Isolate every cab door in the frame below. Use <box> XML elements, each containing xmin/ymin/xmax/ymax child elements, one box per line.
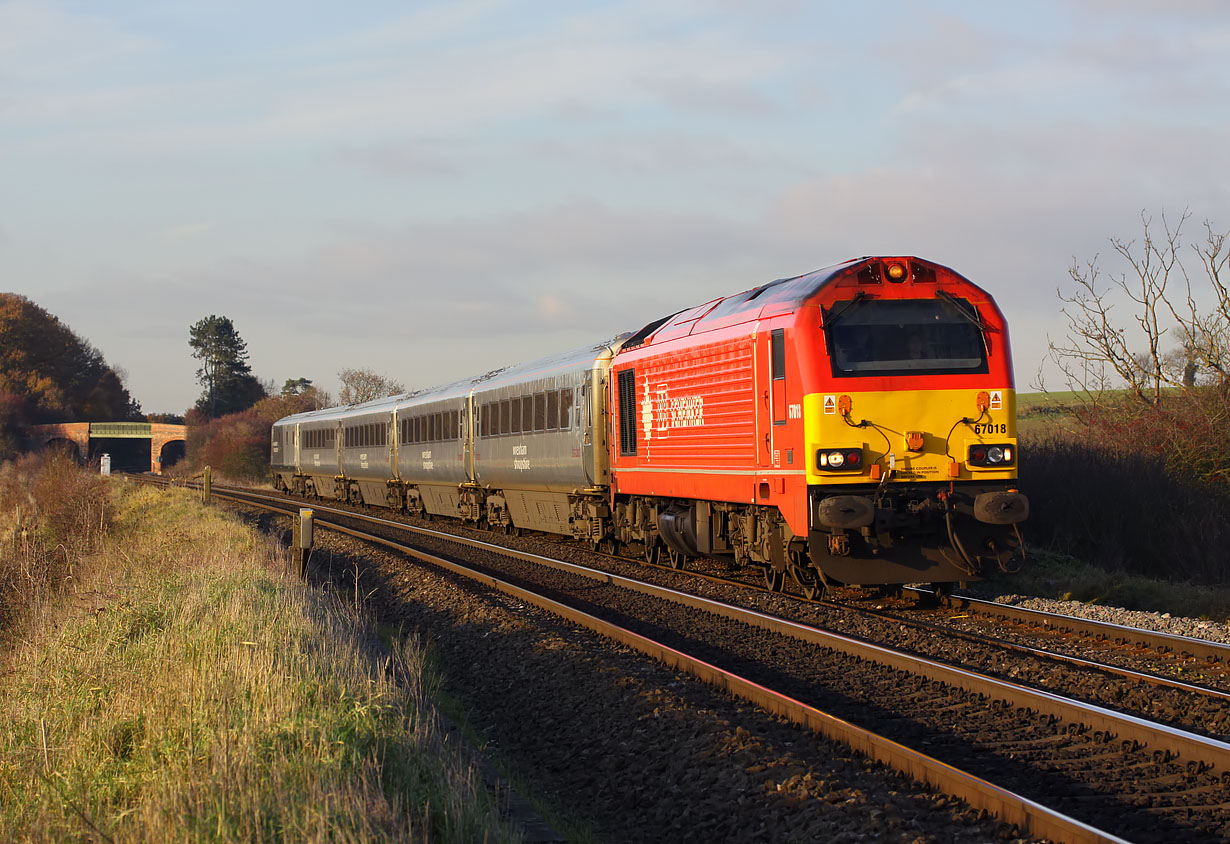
<box><xmin>756</xmin><ymin>326</ymin><xmax>789</xmax><ymax>469</ymax></box>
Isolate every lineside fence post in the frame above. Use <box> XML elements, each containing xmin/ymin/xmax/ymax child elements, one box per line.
<box><xmin>296</xmin><ymin>508</ymin><xmax>314</xmax><ymax>578</ymax></box>
<box><xmin>202</xmin><ymin>466</ymin><xmax>212</xmax><ymax>505</ymax></box>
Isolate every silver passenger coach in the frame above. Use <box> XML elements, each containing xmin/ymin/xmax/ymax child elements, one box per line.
<box><xmin>270</xmin><ymin>338</ymin><xmax>624</xmax><ymax>541</ymax></box>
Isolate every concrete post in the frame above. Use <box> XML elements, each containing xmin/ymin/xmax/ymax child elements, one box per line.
<box><xmin>296</xmin><ymin>508</ymin><xmax>314</xmax><ymax>577</ymax></box>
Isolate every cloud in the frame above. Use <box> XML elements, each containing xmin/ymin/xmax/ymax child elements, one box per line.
<box><xmin>336</xmin><ymin>140</ymin><xmax>464</xmax><ymax>179</ymax></box>
<box><xmin>161</xmin><ymin>222</ymin><xmax>214</xmax><ymax>241</ymax></box>
<box><xmin>0</xmin><ymin>1</ymin><xmax>154</xmax><ymax>79</ymax></box>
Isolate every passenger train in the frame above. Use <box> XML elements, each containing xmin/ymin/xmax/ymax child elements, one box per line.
<box><xmin>271</xmin><ymin>256</ymin><xmax>1028</xmax><ymax>596</ymax></box>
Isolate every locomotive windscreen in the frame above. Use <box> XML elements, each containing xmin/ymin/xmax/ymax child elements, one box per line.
<box><xmin>825</xmin><ymin>297</ymin><xmax>988</xmax><ymax>376</ymax></box>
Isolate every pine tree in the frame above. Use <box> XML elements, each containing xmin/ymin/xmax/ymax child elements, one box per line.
<box><xmin>188</xmin><ymin>315</ymin><xmax>267</xmax><ymax>418</ymax></box>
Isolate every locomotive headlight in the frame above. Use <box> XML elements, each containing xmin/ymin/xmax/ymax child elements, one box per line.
<box><xmin>816</xmin><ymin>448</ymin><xmax>864</xmax><ymax>472</ymax></box>
<box><xmin>967</xmin><ymin>443</ymin><xmax>1016</xmax><ymax>467</ymax></box>
<box><xmin>886</xmin><ymin>262</ymin><xmax>906</xmax><ymax>282</ymax></box>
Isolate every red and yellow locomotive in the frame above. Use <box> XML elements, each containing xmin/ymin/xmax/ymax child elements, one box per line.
<box><xmin>606</xmin><ymin>256</ymin><xmax>1027</xmax><ymax>596</ymax></box>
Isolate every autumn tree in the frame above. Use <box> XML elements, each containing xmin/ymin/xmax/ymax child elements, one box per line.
<box><xmin>0</xmin><ymin>293</ymin><xmax>142</xmax><ymax>431</ymax></box>
<box><xmin>337</xmin><ymin>368</ymin><xmax>405</xmax><ymax>405</ymax></box>
<box><xmin>188</xmin><ymin>315</ymin><xmax>267</xmax><ymax>418</ymax></box>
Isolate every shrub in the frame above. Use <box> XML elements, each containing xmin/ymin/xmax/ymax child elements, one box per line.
<box><xmin>185</xmin><ymin>389</ymin><xmax>326</xmax><ymax>483</ymax></box>
<box><xmin>1019</xmin><ymin>431</ymin><xmax>1230</xmax><ymax>585</ymax></box>
<box><xmin>0</xmin><ymin>452</ymin><xmax>112</xmax><ymax>633</ymax></box>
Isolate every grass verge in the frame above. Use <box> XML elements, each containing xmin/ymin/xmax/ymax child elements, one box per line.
<box><xmin>984</xmin><ymin>546</ymin><xmax>1230</xmax><ymax>622</ymax></box>
<box><xmin>0</xmin><ymin>480</ymin><xmax>518</xmax><ymax>844</ymax></box>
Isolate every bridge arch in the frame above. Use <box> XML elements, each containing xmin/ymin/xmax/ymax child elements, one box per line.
<box><xmin>43</xmin><ymin>437</ymin><xmax>84</xmax><ymax>462</ymax></box>
<box><xmin>26</xmin><ymin>422</ymin><xmax>189</xmax><ymax>474</ymax></box>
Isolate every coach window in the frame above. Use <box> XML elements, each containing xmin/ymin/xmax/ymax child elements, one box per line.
<box><xmin>509</xmin><ymin>397</ymin><xmax>521</xmax><ymax>434</ymax></box>
<box><xmin>547</xmin><ymin>390</ymin><xmax>559</xmax><ymax>430</ymax></box>
<box><xmin>561</xmin><ymin>387</ymin><xmax>574</xmax><ymax>430</ymax></box>
<box><xmin>534</xmin><ymin>393</ymin><xmax>547</xmax><ymax>432</ymax></box>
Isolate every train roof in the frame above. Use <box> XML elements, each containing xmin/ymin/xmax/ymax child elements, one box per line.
<box><xmin>272</xmin><ymin>336</ymin><xmax>626</xmax><ymax>427</ymax></box>
<box><xmin>468</xmin><ymin>336</ymin><xmax>627</xmax><ymax>391</ymax></box>
<box><xmin>619</xmin><ymin>256</ymin><xmax>977</xmax><ymax>351</ymax></box>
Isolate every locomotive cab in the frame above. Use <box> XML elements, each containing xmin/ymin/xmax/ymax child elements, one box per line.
<box><xmin>802</xmin><ymin>258</ymin><xmax>1027</xmax><ymax>588</ymax></box>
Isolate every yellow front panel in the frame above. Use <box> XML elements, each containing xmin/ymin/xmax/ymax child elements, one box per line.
<box><xmin>803</xmin><ymin>388</ymin><xmax>1018</xmax><ymax>485</ymax></box>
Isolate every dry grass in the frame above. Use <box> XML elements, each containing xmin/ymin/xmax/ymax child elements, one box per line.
<box><xmin>0</xmin><ymin>452</ymin><xmax>112</xmax><ymax>633</ymax></box>
<box><xmin>0</xmin><ymin>478</ymin><xmax>517</xmax><ymax>843</ymax></box>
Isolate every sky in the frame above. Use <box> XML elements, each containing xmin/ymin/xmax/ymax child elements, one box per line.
<box><xmin>2</xmin><ymin>0</ymin><xmax>1228</xmax><ymax>414</ymax></box>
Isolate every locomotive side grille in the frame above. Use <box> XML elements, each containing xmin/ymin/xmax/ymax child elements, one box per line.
<box><xmin>617</xmin><ymin>368</ymin><xmax>637</xmax><ymax>456</ymax></box>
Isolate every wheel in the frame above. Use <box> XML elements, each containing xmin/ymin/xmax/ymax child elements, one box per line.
<box><xmin>665</xmin><ymin>546</ymin><xmax>686</xmax><ymax>570</ymax></box>
<box><xmin>644</xmin><ymin>537</ymin><xmax>661</xmax><ymax>565</ymax></box>
<box><xmin>764</xmin><ymin>566</ymin><xmax>785</xmax><ymax>592</ymax></box>
<box><xmin>792</xmin><ymin>568</ymin><xmax>824</xmax><ymax>600</ymax></box>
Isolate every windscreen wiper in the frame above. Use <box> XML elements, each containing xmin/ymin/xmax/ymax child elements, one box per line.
<box><xmin>820</xmin><ymin>291</ymin><xmax>867</xmax><ymax>327</ymax></box>
<box><xmin>935</xmin><ymin>290</ymin><xmax>998</xmax><ymax>333</ymax></box>
<box><xmin>935</xmin><ymin>289</ymin><xmax>997</xmax><ymax>356</ymax></box>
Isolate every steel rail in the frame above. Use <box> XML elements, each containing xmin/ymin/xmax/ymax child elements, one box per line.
<box><xmin>629</xmin><ymin>552</ymin><xmax>1230</xmax><ymax>701</ymax></box>
<box><xmin>181</xmin><ymin>481</ymin><xmax>1129</xmax><ymax>844</ymax></box>
<box><xmin>909</xmin><ymin>587</ymin><xmax>1230</xmax><ymax>665</ymax></box>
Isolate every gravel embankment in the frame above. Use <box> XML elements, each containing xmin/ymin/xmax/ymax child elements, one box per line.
<box><xmin>303</xmin><ymin>528</ymin><xmax>1037</xmax><ymax>844</ymax></box>
<box><xmin>984</xmin><ymin>592</ymin><xmax>1230</xmax><ymax>644</ymax></box>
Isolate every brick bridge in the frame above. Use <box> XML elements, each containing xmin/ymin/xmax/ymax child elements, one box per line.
<box><xmin>28</xmin><ymin>422</ymin><xmax>188</xmax><ymax>474</ymax></box>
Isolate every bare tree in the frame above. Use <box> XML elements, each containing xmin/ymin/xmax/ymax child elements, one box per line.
<box><xmin>1043</xmin><ymin>209</ymin><xmax>1230</xmax><ymax>406</ymax></box>
<box><xmin>337</xmin><ymin>368</ymin><xmax>406</xmax><ymax>405</ymax></box>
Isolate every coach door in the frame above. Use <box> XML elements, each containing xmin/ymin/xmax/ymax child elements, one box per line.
<box><xmin>464</xmin><ymin>396</ymin><xmax>475</xmax><ymax>483</ymax></box>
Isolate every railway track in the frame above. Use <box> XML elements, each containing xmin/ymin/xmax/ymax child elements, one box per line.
<box><xmin>623</xmin><ymin>551</ymin><xmax>1230</xmax><ymax>711</ymax></box>
<box><xmin>139</xmin><ymin>475</ymin><xmax>1230</xmax><ymax>842</ymax></box>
